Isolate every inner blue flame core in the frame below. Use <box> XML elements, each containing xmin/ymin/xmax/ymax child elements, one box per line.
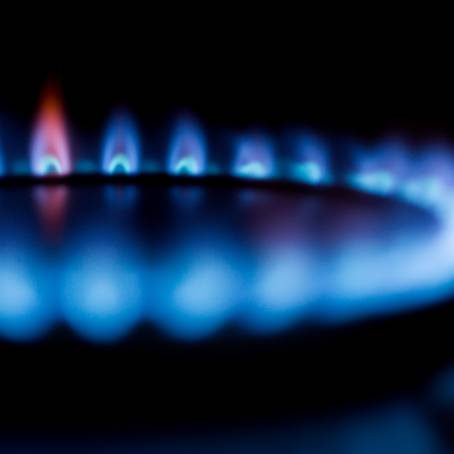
<box><xmin>233</xmin><ymin>135</ymin><xmax>275</xmax><ymax>179</ymax></box>
<box><xmin>168</xmin><ymin>119</ymin><xmax>207</xmax><ymax>176</ymax></box>
<box><xmin>290</xmin><ymin>133</ymin><xmax>330</xmax><ymax>185</ymax></box>
<box><xmin>348</xmin><ymin>170</ymin><xmax>396</xmax><ymax>196</ymax></box>
<box><xmin>102</xmin><ymin>114</ymin><xmax>140</xmax><ymax>175</ymax></box>
<box><xmin>39</xmin><ymin>155</ymin><xmax>63</xmax><ymax>176</ymax></box>
<box><xmin>346</xmin><ymin>140</ymin><xmax>409</xmax><ymax>196</ymax></box>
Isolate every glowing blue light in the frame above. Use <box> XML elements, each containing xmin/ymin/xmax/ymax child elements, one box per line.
<box><xmin>39</xmin><ymin>155</ymin><xmax>63</xmax><ymax>175</ymax></box>
<box><xmin>5</xmin><ymin>127</ymin><xmax>454</xmax><ymax>343</ymax></box>
<box><xmin>0</xmin><ymin>139</ymin><xmax>4</xmax><ymax>176</ymax></box>
<box><xmin>75</xmin><ymin>159</ymin><xmax>97</xmax><ymax>174</ymax></box>
<box><xmin>293</xmin><ymin>161</ymin><xmax>324</xmax><ymax>184</ymax></box>
<box><xmin>0</xmin><ymin>255</ymin><xmax>52</xmax><ymax>341</ymax></box>
<box><xmin>237</xmin><ymin>161</ymin><xmax>269</xmax><ymax>178</ymax></box>
<box><xmin>246</xmin><ymin>250</ymin><xmax>313</xmax><ymax>332</ymax></box>
<box><xmin>63</xmin><ymin>246</ymin><xmax>142</xmax><ymax>342</ymax></box>
<box><xmin>107</xmin><ymin>154</ymin><xmax>132</xmax><ymax>174</ymax></box>
<box><xmin>291</xmin><ymin>133</ymin><xmax>330</xmax><ymax>184</ymax></box>
<box><xmin>168</xmin><ymin>118</ymin><xmax>207</xmax><ymax>176</ymax></box>
<box><xmin>348</xmin><ymin>170</ymin><xmax>396</xmax><ymax>196</ymax></box>
<box><xmin>233</xmin><ymin>135</ymin><xmax>274</xmax><ymax>179</ymax></box>
<box><xmin>158</xmin><ymin>256</ymin><xmax>239</xmax><ymax>340</ymax></box>
<box><xmin>102</xmin><ymin>113</ymin><xmax>140</xmax><ymax>175</ymax></box>
<box><xmin>401</xmin><ymin>177</ymin><xmax>443</xmax><ymax>207</ymax></box>
<box><xmin>397</xmin><ymin>146</ymin><xmax>454</xmax><ymax>210</ymax></box>
<box><xmin>347</xmin><ymin>139</ymin><xmax>409</xmax><ymax>196</ymax></box>
<box><xmin>321</xmin><ymin>222</ymin><xmax>454</xmax><ymax>323</ymax></box>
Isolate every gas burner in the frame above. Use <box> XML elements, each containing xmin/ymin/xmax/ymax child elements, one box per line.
<box><xmin>0</xmin><ymin>85</ymin><xmax>453</xmax><ymax>343</ymax></box>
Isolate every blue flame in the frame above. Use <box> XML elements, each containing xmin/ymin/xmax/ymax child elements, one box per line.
<box><xmin>290</xmin><ymin>133</ymin><xmax>330</xmax><ymax>184</ymax></box>
<box><xmin>349</xmin><ymin>170</ymin><xmax>396</xmax><ymax>195</ymax></box>
<box><xmin>7</xmin><ymin>115</ymin><xmax>454</xmax><ymax>342</ymax></box>
<box><xmin>0</xmin><ymin>136</ymin><xmax>4</xmax><ymax>176</ymax></box>
<box><xmin>399</xmin><ymin>144</ymin><xmax>454</xmax><ymax>210</ymax></box>
<box><xmin>401</xmin><ymin>177</ymin><xmax>442</xmax><ymax>207</ymax></box>
<box><xmin>246</xmin><ymin>249</ymin><xmax>313</xmax><ymax>332</ymax></box>
<box><xmin>40</xmin><ymin>155</ymin><xmax>63</xmax><ymax>175</ymax></box>
<box><xmin>102</xmin><ymin>113</ymin><xmax>140</xmax><ymax>175</ymax></box>
<box><xmin>155</xmin><ymin>252</ymin><xmax>240</xmax><ymax>340</ymax></box>
<box><xmin>168</xmin><ymin>118</ymin><xmax>207</xmax><ymax>176</ymax></box>
<box><xmin>347</xmin><ymin>140</ymin><xmax>408</xmax><ymax>196</ymax></box>
<box><xmin>233</xmin><ymin>135</ymin><xmax>275</xmax><ymax>179</ymax></box>
<box><xmin>0</xmin><ymin>251</ymin><xmax>53</xmax><ymax>341</ymax></box>
<box><xmin>63</xmin><ymin>243</ymin><xmax>142</xmax><ymax>342</ymax></box>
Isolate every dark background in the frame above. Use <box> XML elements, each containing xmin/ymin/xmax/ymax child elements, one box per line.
<box><xmin>1</xmin><ymin>13</ymin><xmax>453</xmax><ymax>140</ymax></box>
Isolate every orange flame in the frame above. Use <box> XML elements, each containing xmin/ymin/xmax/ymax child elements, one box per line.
<box><xmin>31</xmin><ymin>83</ymin><xmax>72</xmax><ymax>175</ymax></box>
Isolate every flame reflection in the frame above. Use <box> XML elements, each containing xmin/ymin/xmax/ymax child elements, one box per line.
<box><xmin>34</xmin><ymin>186</ymin><xmax>69</xmax><ymax>241</ymax></box>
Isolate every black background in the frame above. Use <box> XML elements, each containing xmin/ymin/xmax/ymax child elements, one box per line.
<box><xmin>1</xmin><ymin>12</ymin><xmax>453</xmax><ymax>140</ymax></box>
